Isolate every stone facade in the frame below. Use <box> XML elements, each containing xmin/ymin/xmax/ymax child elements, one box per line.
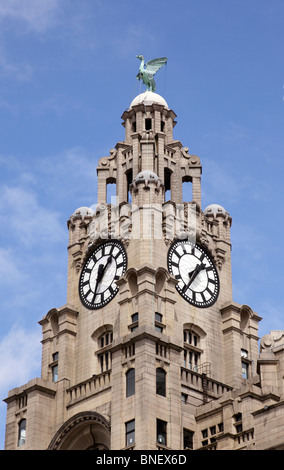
<box><xmin>4</xmin><ymin>91</ymin><xmax>284</xmax><ymax>450</ymax></box>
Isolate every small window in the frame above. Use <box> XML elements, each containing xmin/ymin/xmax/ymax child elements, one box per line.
<box><xmin>157</xmin><ymin>419</ymin><xmax>167</xmax><ymax>446</ymax></box>
<box><xmin>210</xmin><ymin>425</ymin><xmax>216</xmax><ymax>435</ymax></box>
<box><xmin>155</xmin><ymin>312</ymin><xmax>162</xmax><ymax>323</ymax></box>
<box><xmin>241</xmin><ymin>349</ymin><xmax>249</xmax><ymax>379</ymax></box>
<box><xmin>51</xmin><ymin>352</ymin><xmax>58</xmax><ymax>382</ymax></box>
<box><xmin>242</xmin><ymin>361</ymin><xmax>249</xmax><ymax>379</ymax></box>
<box><xmin>125</xmin><ymin>420</ymin><xmax>135</xmax><ymax>447</ymax></box>
<box><xmin>145</xmin><ymin>118</ymin><xmax>152</xmax><ymax>130</ymax></box>
<box><xmin>155</xmin><ymin>325</ymin><xmax>163</xmax><ymax>333</ymax></box>
<box><xmin>126</xmin><ymin>368</ymin><xmax>135</xmax><ymax>397</ymax></box>
<box><xmin>130</xmin><ymin>313</ymin><xmax>138</xmax><ymax>332</ymax></box>
<box><xmin>132</xmin><ymin>313</ymin><xmax>138</xmax><ymax>323</ymax></box>
<box><xmin>181</xmin><ymin>393</ymin><xmax>188</xmax><ymax>404</ymax></box>
<box><xmin>18</xmin><ymin>419</ymin><xmax>26</xmax><ymax>447</ymax></box>
<box><xmin>183</xmin><ymin>429</ymin><xmax>193</xmax><ymax>449</ymax></box>
<box><xmin>52</xmin><ymin>364</ymin><xmax>58</xmax><ymax>382</ymax></box>
<box><xmin>156</xmin><ymin>368</ymin><xmax>166</xmax><ymax>397</ymax></box>
<box><xmin>155</xmin><ymin>313</ymin><xmax>163</xmax><ymax>333</ymax></box>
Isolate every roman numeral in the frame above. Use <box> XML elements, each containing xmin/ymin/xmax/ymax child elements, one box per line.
<box><xmin>171</xmin><ymin>261</ymin><xmax>179</xmax><ymax>268</ymax></box>
<box><xmin>113</xmin><ymin>250</ymin><xmax>121</xmax><ymax>259</ymax></box>
<box><xmin>173</xmin><ymin>249</ymin><xmax>182</xmax><ymax>258</ymax></box>
<box><xmin>85</xmin><ymin>289</ymin><xmax>92</xmax><ymax>298</ymax></box>
<box><xmin>206</xmin><ymin>287</ymin><xmax>214</xmax><ymax>296</ymax></box>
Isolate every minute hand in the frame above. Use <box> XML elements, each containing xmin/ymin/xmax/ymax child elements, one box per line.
<box><xmin>182</xmin><ymin>262</ymin><xmax>206</xmax><ymax>292</ymax></box>
<box><xmin>93</xmin><ymin>256</ymin><xmax>112</xmax><ymax>299</ymax></box>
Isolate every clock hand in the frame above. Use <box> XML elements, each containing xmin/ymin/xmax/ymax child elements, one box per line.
<box><xmin>182</xmin><ymin>262</ymin><xmax>206</xmax><ymax>292</ymax></box>
<box><xmin>93</xmin><ymin>256</ymin><xmax>112</xmax><ymax>299</ymax></box>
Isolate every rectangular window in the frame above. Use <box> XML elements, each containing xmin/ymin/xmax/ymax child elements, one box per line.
<box><xmin>52</xmin><ymin>352</ymin><xmax>59</xmax><ymax>361</ymax></box>
<box><xmin>125</xmin><ymin>420</ymin><xmax>135</xmax><ymax>447</ymax></box>
<box><xmin>155</xmin><ymin>312</ymin><xmax>162</xmax><ymax>322</ymax></box>
<box><xmin>52</xmin><ymin>364</ymin><xmax>58</xmax><ymax>382</ymax></box>
<box><xmin>183</xmin><ymin>429</ymin><xmax>193</xmax><ymax>449</ymax></box>
<box><xmin>132</xmin><ymin>313</ymin><xmax>138</xmax><ymax>323</ymax></box>
<box><xmin>157</xmin><ymin>419</ymin><xmax>167</xmax><ymax>446</ymax></box>
<box><xmin>242</xmin><ymin>361</ymin><xmax>249</xmax><ymax>379</ymax></box>
<box><xmin>145</xmin><ymin>118</ymin><xmax>152</xmax><ymax>130</ymax></box>
<box><xmin>51</xmin><ymin>352</ymin><xmax>58</xmax><ymax>382</ymax></box>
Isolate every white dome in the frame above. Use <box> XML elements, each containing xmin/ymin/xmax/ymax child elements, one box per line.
<box><xmin>71</xmin><ymin>206</ymin><xmax>95</xmax><ymax>218</ymax></box>
<box><xmin>203</xmin><ymin>204</ymin><xmax>229</xmax><ymax>216</ymax></box>
<box><xmin>134</xmin><ymin>170</ymin><xmax>159</xmax><ymax>181</ymax></box>
<box><xmin>130</xmin><ymin>91</ymin><xmax>168</xmax><ymax>109</ymax></box>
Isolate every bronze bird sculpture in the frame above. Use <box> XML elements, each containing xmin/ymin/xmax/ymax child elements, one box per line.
<box><xmin>136</xmin><ymin>55</ymin><xmax>167</xmax><ymax>92</ymax></box>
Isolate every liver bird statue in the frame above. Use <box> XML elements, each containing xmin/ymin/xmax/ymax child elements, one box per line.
<box><xmin>136</xmin><ymin>55</ymin><xmax>167</xmax><ymax>92</ymax></box>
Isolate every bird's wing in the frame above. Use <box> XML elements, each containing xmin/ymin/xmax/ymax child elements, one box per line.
<box><xmin>145</xmin><ymin>57</ymin><xmax>167</xmax><ymax>77</ymax></box>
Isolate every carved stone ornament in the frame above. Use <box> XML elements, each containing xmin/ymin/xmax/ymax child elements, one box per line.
<box><xmin>97</xmin><ymin>148</ymin><xmax>117</xmax><ymax>167</ymax></box>
<box><xmin>181</xmin><ymin>147</ymin><xmax>201</xmax><ymax>166</ymax></box>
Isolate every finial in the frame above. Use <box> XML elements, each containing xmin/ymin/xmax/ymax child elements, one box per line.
<box><xmin>136</xmin><ymin>54</ymin><xmax>167</xmax><ymax>92</ymax></box>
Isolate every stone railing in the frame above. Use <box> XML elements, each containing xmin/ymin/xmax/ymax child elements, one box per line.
<box><xmin>181</xmin><ymin>366</ymin><xmax>232</xmax><ymax>401</ymax></box>
<box><xmin>66</xmin><ymin>370</ymin><xmax>111</xmax><ymax>407</ymax></box>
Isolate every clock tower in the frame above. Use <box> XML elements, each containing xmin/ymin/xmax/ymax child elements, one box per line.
<box><xmin>4</xmin><ymin>74</ymin><xmax>284</xmax><ymax>451</ymax></box>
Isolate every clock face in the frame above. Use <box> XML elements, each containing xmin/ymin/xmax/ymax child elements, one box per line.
<box><xmin>79</xmin><ymin>240</ymin><xmax>127</xmax><ymax>309</ymax></box>
<box><xmin>167</xmin><ymin>240</ymin><xmax>219</xmax><ymax>308</ymax></box>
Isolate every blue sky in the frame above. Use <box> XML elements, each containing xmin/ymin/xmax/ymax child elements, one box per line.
<box><xmin>0</xmin><ymin>0</ymin><xmax>283</xmax><ymax>449</ymax></box>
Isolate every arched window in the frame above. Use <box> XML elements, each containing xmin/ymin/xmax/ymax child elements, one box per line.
<box><xmin>126</xmin><ymin>368</ymin><xmax>135</xmax><ymax>397</ymax></box>
<box><xmin>156</xmin><ymin>368</ymin><xmax>166</xmax><ymax>397</ymax></box>
<box><xmin>183</xmin><ymin>329</ymin><xmax>201</xmax><ymax>371</ymax></box>
<box><xmin>97</xmin><ymin>329</ymin><xmax>113</xmax><ymax>373</ymax></box>
<box><xmin>18</xmin><ymin>419</ymin><xmax>26</xmax><ymax>447</ymax></box>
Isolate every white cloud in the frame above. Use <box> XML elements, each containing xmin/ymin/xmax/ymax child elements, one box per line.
<box><xmin>0</xmin><ymin>324</ymin><xmax>41</xmax><ymax>394</ymax></box>
<box><xmin>0</xmin><ymin>247</ymin><xmax>27</xmax><ymax>286</ymax></box>
<box><xmin>0</xmin><ymin>0</ymin><xmax>62</xmax><ymax>33</ymax></box>
<box><xmin>0</xmin><ymin>324</ymin><xmax>41</xmax><ymax>449</ymax></box>
<box><xmin>0</xmin><ymin>186</ymin><xmax>65</xmax><ymax>247</ymax></box>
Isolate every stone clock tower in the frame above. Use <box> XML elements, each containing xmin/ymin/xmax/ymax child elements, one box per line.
<box><xmin>4</xmin><ymin>83</ymin><xmax>284</xmax><ymax>450</ymax></box>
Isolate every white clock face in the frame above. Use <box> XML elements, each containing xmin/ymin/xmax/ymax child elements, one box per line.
<box><xmin>79</xmin><ymin>240</ymin><xmax>127</xmax><ymax>309</ymax></box>
<box><xmin>168</xmin><ymin>240</ymin><xmax>219</xmax><ymax>308</ymax></box>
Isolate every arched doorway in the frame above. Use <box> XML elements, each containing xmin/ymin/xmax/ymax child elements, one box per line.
<box><xmin>48</xmin><ymin>411</ymin><xmax>110</xmax><ymax>450</ymax></box>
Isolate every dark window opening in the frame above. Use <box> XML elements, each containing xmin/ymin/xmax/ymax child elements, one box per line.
<box><xmin>126</xmin><ymin>368</ymin><xmax>135</xmax><ymax>397</ymax></box>
<box><xmin>125</xmin><ymin>420</ymin><xmax>135</xmax><ymax>447</ymax></box>
<box><xmin>132</xmin><ymin>121</ymin><xmax>136</xmax><ymax>132</ymax></box>
<box><xmin>157</xmin><ymin>419</ymin><xmax>167</xmax><ymax>446</ymax></box>
<box><xmin>164</xmin><ymin>168</ymin><xmax>171</xmax><ymax>201</ymax></box>
<box><xmin>126</xmin><ymin>169</ymin><xmax>133</xmax><ymax>203</ymax></box>
<box><xmin>183</xmin><ymin>429</ymin><xmax>194</xmax><ymax>449</ymax></box>
<box><xmin>156</xmin><ymin>368</ymin><xmax>166</xmax><ymax>397</ymax></box>
<box><xmin>145</xmin><ymin>118</ymin><xmax>152</xmax><ymax>130</ymax></box>
<box><xmin>161</xmin><ymin>120</ymin><xmax>165</xmax><ymax>132</ymax></box>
